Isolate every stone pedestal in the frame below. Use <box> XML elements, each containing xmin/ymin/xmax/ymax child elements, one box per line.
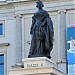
<box><xmin>22</xmin><ymin>57</ymin><xmax>57</xmax><ymax>68</ymax></box>
<box><xmin>9</xmin><ymin>57</ymin><xmax>67</xmax><ymax>75</ymax></box>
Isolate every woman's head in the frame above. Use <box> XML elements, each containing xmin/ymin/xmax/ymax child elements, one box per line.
<box><xmin>36</xmin><ymin>1</ymin><xmax>44</xmax><ymax>9</ymax></box>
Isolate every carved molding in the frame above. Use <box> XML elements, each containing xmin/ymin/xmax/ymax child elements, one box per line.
<box><xmin>9</xmin><ymin>67</ymin><xmax>66</xmax><ymax>75</ymax></box>
<box><xmin>0</xmin><ymin>43</ymin><xmax>10</xmax><ymax>47</ymax></box>
<box><xmin>14</xmin><ymin>14</ymin><xmax>22</xmax><ymax>18</ymax></box>
<box><xmin>58</xmin><ymin>10</ymin><xmax>66</xmax><ymax>14</ymax></box>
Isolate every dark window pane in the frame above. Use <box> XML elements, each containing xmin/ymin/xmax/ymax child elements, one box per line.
<box><xmin>0</xmin><ymin>64</ymin><xmax>4</xmax><ymax>75</ymax></box>
<box><xmin>0</xmin><ymin>55</ymin><xmax>4</xmax><ymax>63</ymax></box>
<box><xmin>0</xmin><ymin>55</ymin><xmax>4</xmax><ymax>75</ymax></box>
<box><xmin>67</xmin><ymin>43</ymin><xmax>70</xmax><ymax>50</ymax></box>
<box><xmin>0</xmin><ymin>23</ymin><xmax>3</xmax><ymax>35</ymax></box>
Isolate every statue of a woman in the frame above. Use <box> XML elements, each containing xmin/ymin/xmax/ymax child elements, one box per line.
<box><xmin>28</xmin><ymin>1</ymin><xmax>54</xmax><ymax>59</ymax></box>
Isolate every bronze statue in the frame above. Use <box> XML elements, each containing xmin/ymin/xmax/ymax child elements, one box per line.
<box><xmin>28</xmin><ymin>1</ymin><xmax>54</xmax><ymax>59</ymax></box>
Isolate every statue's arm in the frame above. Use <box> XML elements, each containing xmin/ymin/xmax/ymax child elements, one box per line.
<box><xmin>30</xmin><ymin>16</ymin><xmax>36</xmax><ymax>34</ymax></box>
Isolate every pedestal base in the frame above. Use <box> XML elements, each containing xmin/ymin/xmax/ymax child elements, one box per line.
<box><xmin>22</xmin><ymin>57</ymin><xmax>56</xmax><ymax>68</ymax></box>
<box><xmin>9</xmin><ymin>57</ymin><xmax>67</xmax><ymax>75</ymax></box>
<box><xmin>9</xmin><ymin>67</ymin><xmax>66</xmax><ymax>75</ymax></box>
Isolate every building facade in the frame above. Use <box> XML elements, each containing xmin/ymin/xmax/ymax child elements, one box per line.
<box><xmin>0</xmin><ymin>0</ymin><xmax>75</xmax><ymax>75</ymax></box>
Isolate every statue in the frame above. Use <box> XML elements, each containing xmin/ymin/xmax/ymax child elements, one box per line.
<box><xmin>28</xmin><ymin>0</ymin><xmax>54</xmax><ymax>59</ymax></box>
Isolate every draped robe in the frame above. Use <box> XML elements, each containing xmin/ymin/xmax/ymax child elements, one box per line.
<box><xmin>28</xmin><ymin>9</ymin><xmax>54</xmax><ymax>58</ymax></box>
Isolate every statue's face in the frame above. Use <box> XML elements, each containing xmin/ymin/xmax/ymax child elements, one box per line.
<box><xmin>36</xmin><ymin>1</ymin><xmax>44</xmax><ymax>9</ymax></box>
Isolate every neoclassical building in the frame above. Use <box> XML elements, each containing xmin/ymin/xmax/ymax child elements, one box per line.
<box><xmin>0</xmin><ymin>0</ymin><xmax>75</xmax><ymax>75</ymax></box>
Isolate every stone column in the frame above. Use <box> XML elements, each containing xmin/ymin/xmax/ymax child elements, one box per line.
<box><xmin>14</xmin><ymin>14</ymin><xmax>22</xmax><ymax>64</ymax></box>
<box><xmin>57</xmin><ymin>10</ymin><xmax>67</xmax><ymax>73</ymax></box>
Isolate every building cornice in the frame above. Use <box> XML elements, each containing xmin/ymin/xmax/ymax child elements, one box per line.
<box><xmin>0</xmin><ymin>0</ymin><xmax>74</xmax><ymax>6</ymax></box>
<box><xmin>0</xmin><ymin>0</ymin><xmax>36</xmax><ymax>6</ymax></box>
<box><xmin>0</xmin><ymin>0</ymin><xmax>75</xmax><ymax>16</ymax></box>
<box><xmin>0</xmin><ymin>43</ymin><xmax>10</xmax><ymax>47</ymax></box>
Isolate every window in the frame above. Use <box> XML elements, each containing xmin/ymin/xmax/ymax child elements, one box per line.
<box><xmin>0</xmin><ymin>54</ymin><xmax>4</xmax><ymax>75</ymax></box>
<box><xmin>0</xmin><ymin>21</ymin><xmax>4</xmax><ymax>36</ymax></box>
<box><xmin>0</xmin><ymin>23</ymin><xmax>3</xmax><ymax>35</ymax></box>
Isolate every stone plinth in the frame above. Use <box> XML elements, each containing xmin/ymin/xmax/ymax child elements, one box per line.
<box><xmin>9</xmin><ymin>67</ymin><xmax>66</xmax><ymax>75</ymax></box>
<box><xmin>22</xmin><ymin>57</ymin><xmax>57</xmax><ymax>68</ymax></box>
<box><xmin>9</xmin><ymin>57</ymin><xmax>67</xmax><ymax>75</ymax></box>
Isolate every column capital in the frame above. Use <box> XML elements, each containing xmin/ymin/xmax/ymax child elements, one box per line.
<box><xmin>14</xmin><ymin>14</ymin><xmax>22</xmax><ymax>18</ymax></box>
<box><xmin>58</xmin><ymin>10</ymin><xmax>66</xmax><ymax>14</ymax></box>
